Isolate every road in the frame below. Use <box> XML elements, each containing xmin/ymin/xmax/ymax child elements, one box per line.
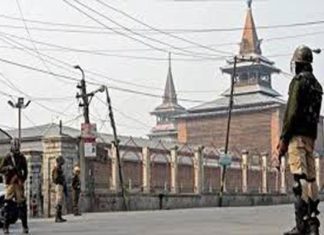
<box><xmin>7</xmin><ymin>204</ymin><xmax>324</xmax><ymax>235</ymax></box>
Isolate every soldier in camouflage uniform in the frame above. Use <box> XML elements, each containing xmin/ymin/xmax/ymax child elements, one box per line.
<box><xmin>277</xmin><ymin>45</ymin><xmax>322</xmax><ymax>235</ymax></box>
<box><xmin>0</xmin><ymin>138</ymin><xmax>29</xmax><ymax>234</ymax></box>
<box><xmin>72</xmin><ymin>165</ymin><xmax>81</xmax><ymax>216</ymax></box>
<box><xmin>52</xmin><ymin>156</ymin><xmax>67</xmax><ymax>223</ymax></box>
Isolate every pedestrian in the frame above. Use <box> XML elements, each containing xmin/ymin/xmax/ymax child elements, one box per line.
<box><xmin>0</xmin><ymin>138</ymin><xmax>29</xmax><ymax>234</ymax></box>
<box><xmin>276</xmin><ymin>45</ymin><xmax>322</xmax><ymax>235</ymax></box>
<box><xmin>72</xmin><ymin>165</ymin><xmax>81</xmax><ymax>216</ymax></box>
<box><xmin>52</xmin><ymin>155</ymin><xmax>67</xmax><ymax>223</ymax></box>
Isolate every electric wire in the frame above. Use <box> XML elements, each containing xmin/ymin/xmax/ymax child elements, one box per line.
<box><xmin>0</xmin><ymin>71</ymin><xmax>76</xmax><ymax>117</ymax></box>
<box><xmin>95</xmin><ymin>96</ymin><xmax>151</xmax><ymax>128</ymax></box>
<box><xmin>1</xmin><ymin>13</ymin><xmax>324</xmax><ymax>33</ymax></box>
<box><xmin>0</xmin><ymin>31</ymin><xmax>222</xmax><ymax>62</ymax></box>
<box><xmin>0</xmin><ymin>33</ymin><xmax>215</xmax><ymax>103</ymax></box>
<box><xmin>1</xmin><ymin>31</ymin><xmax>216</xmax><ymax>61</ymax></box>
<box><xmin>0</xmin><ymin>31</ymin><xmax>302</xmax><ymax>102</ymax></box>
<box><xmin>0</xmin><ymin>54</ymin><xmax>211</xmax><ymax>103</ymax></box>
<box><xmin>64</xmin><ymin>0</ymin><xmax>228</xmax><ymax>59</ymax></box>
<box><xmin>0</xmin><ymin>23</ymin><xmax>323</xmax><ymax>53</ymax></box>
<box><xmin>95</xmin><ymin>0</ymin><xmax>231</xmax><ymax>56</ymax></box>
<box><xmin>0</xmin><ymin>32</ymin><xmax>227</xmax><ymax>96</ymax></box>
<box><xmin>15</xmin><ymin>0</ymin><xmax>56</xmax><ymax>83</ymax></box>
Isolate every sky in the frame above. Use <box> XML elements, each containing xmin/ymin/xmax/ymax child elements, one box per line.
<box><xmin>0</xmin><ymin>0</ymin><xmax>323</xmax><ymax>138</ymax></box>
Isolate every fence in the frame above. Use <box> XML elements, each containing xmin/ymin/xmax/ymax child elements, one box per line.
<box><xmin>97</xmin><ymin>137</ymin><xmax>324</xmax><ymax>195</ymax></box>
<box><xmin>41</xmin><ymin>136</ymin><xmax>324</xmax><ymax>216</ymax></box>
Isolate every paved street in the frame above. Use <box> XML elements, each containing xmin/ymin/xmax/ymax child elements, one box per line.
<box><xmin>6</xmin><ymin>204</ymin><xmax>324</xmax><ymax>235</ymax></box>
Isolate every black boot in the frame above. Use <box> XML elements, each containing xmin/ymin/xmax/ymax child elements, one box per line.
<box><xmin>3</xmin><ymin>200</ymin><xmax>11</xmax><ymax>234</ymax></box>
<box><xmin>73</xmin><ymin>206</ymin><xmax>81</xmax><ymax>216</ymax></box>
<box><xmin>18</xmin><ymin>202</ymin><xmax>29</xmax><ymax>234</ymax></box>
<box><xmin>307</xmin><ymin>199</ymin><xmax>320</xmax><ymax>235</ymax></box>
<box><xmin>3</xmin><ymin>223</ymin><xmax>9</xmax><ymax>234</ymax></box>
<box><xmin>283</xmin><ymin>198</ymin><xmax>308</xmax><ymax>235</ymax></box>
<box><xmin>73</xmin><ymin>203</ymin><xmax>81</xmax><ymax>216</ymax></box>
<box><xmin>55</xmin><ymin>205</ymin><xmax>66</xmax><ymax>223</ymax></box>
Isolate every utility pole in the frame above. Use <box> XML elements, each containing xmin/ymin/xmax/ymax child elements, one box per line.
<box><xmin>75</xmin><ymin>65</ymin><xmax>90</xmax><ymax>124</ymax></box>
<box><xmin>8</xmin><ymin>97</ymin><xmax>31</xmax><ymax>142</ymax></box>
<box><xmin>219</xmin><ymin>56</ymin><xmax>237</xmax><ymax>207</ymax></box>
<box><xmin>104</xmin><ymin>86</ymin><xmax>128</xmax><ymax>211</ymax></box>
<box><xmin>75</xmin><ymin>65</ymin><xmax>104</xmax><ymax>212</ymax></box>
<box><xmin>75</xmin><ymin>65</ymin><xmax>104</xmax><ymax>122</ymax></box>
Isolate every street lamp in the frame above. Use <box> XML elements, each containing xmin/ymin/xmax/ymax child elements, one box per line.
<box><xmin>8</xmin><ymin>97</ymin><xmax>31</xmax><ymax>142</ymax></box>
<box><xmin>312</xmin><ymin>48</ymin><xmax>321</xmax><ymax>54</ymax></box>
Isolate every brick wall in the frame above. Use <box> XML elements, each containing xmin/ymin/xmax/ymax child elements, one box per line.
<box><xmin>39</xmin><ymin>135</ymin><xmax>324</xmax><ymax>216</ymax></box>
<box><xmin>203</xmin><ymin>166</ymin><xmax>221</xmax><ymax>192</ymax></box>
<box><xmin>226</xmin><ymin>168</ymin><xmax>242</xmax><ymax>193</ymax></box>
<box><xmin>177</xmin><ymin>109</ymin><xmax>274</xmax><ymax>154</ymax></box>
<box><xmin>267</xmin><ymin>171</ymin><xmax>278</xmax><ymax>193</ymax></box>
<box><xmin>247</xmin><ymin>169</ymin><xmax>262</xmax><ymax>193</ymax></box>
<box><xmin>150</xmin><ymin>162</ymin><xmax>170</xmax><ymax>192</ymax></box>
<box><xmin>178</xmin><ymin>165</ymin><xmax>194</xmax><ymax>193</ymax></box>
<box><xmin>123</xmin><ymin>161</ymin><xmax>142</xmax><ymax>189</ymax></box>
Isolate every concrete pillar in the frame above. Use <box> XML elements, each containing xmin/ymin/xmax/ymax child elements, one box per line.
<box><xmin>241</xmin><ymin>150</ymin><xmax>248</xmax><ymax>193</ymax></box>
<box><xmin>142</xmin><ymin>147</ymin><xmax>151</xmax><ymax>193</ymax></box>
<box><xmin>110</xmin><ymin>143</ymin><xmax>118</xmax><ymax>192</ymax></box>
<box><xmin>261</xmin><ymin>152</ymin><xmax>268</xmax><ymax>194</ymax></box>
<box><xmin>170</xmin><ymin>147</ymin><xmax>178</xmax><ymax>194</ymax></box>
<box><xmin>315</xmin><ymin>154</ymin><xmax>321</xmax><ymax>191</ymax></box>
<box><xmin>280</xmin><ymin>156</ymin><xmax>287</xmax><ymax>194</ymax></box>
<box><xmin>22</xmin><ymin>151</ymin><xmax>42</xmax><ymax>217</ymax></box>
<box><xmin>24</xmin><ymin>154</ymin><xmax>32</xmax><ymax>216</ymax></box>
<box><xmin>193</xmin><ymin>146</ymin><xmax>204</xmax><ymax>194</ymax></box>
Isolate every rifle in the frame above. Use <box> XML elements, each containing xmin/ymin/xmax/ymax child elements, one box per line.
<box><xmin>9</xmin><ymin>153</ymin><xmax>25</xmax><ymax>185</ymax></box>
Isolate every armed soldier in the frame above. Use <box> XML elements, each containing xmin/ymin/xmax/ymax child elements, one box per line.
<box><xmin>72</xmin><ymin>165</ymin><xmax>81</xmax><ymax>216</ymax></box>
<box><xmin>52</xmin><ymin>155</ymin><xmax>67</xmax><ymax>223</ymax></box>
<box><xmin>277</xmin><ymin>45</ymin><xmax>322</xmax><ymax>235</ymax></box>
<box><xmin>0</xmin><ymin>138</ymin><xmax>29</xmax><ymax>234</ymax></box>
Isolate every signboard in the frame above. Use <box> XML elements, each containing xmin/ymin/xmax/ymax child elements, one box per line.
<box><xmin>81</xmin><ymin>123</ymin><xmax>97</xmax><ymax>138</ymax></box>
<box><xmin>81</xmin><ymin>123</ymin><xmax>97</xmax><ymax>158</ymax></box>
<box><xmin>219</xmin><ymin>153</ymin><xmax>232</xmax><ymax>166</ymax></box>
<box><xmin>84</xmin><ymin>141</ymin><xmax>96</xmax><ymax>158</ymax></box>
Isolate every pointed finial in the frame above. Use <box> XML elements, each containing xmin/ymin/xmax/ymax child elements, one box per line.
<box><xmin>168</xmin><ymin>52</ymin><xmax>171</xmax><ymax>68</ymax></box>
<box><xmin>247</xmin><ymin>0</ymin><xmax>252</xmax><ymax>8</ymax></box>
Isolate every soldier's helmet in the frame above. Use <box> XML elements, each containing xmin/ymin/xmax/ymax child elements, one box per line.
<box><xmin>74</xmin><ymin>166</ymin><xmax>80</xmax><ymax>174</ymax></box>
<box><xmin>292</xmin><ymin>45</ymin><xmax>313</xmax><ymax>64</ymax></box>
<box><xmin>10</xmin><ymin>138</ymin><xmax>20</xmax><ymax>153</ymax></box>
<box><xmin>55</xmin><ymin>155</ymin><xmax>65</xmax><ymax>165</ymax></box>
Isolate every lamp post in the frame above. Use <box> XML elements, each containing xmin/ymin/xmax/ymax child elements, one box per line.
<box><xmin>8</xmin><ymin>97</ymin><xmax>31</xmax><ymax>142</ymax></box>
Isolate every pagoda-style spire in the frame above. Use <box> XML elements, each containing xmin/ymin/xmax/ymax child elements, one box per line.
<box><xmin>239</xmin><ymin>0</ymin><xmax>262</xmax><ymax>55</ymax></box>
<box><xmin>149</xmin><ymin>53</ymin><xmax>186</xmax><ymax>142</ymax></box>
<box><xmin>163</xmin><ymin>52</ymin><xmax>177</xmax><ymax>104</ymax></box>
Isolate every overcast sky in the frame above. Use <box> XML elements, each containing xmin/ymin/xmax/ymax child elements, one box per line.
<box><xmin>0</xmin><ymin>0</ymin><xmax>323</xmax><ymax>138</ymax></box>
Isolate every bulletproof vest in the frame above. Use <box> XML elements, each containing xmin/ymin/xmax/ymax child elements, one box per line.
<box><xmin>298</xmin><ymin>72</ymin><xmax>322</xmax><ymax>125</ymax></box>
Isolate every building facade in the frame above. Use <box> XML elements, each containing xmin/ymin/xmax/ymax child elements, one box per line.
<box><xmin>175</xmin><ymin>1</ymin><xmax>324</xmax><ymax>156</ymax></box>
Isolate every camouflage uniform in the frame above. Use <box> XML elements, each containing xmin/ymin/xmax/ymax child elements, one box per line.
<box><xmin>52</xmin><ymin>156</ymin><xmax>67</xmax><ymax>223</ymax></box>
<box><xmin>280</xmin><ymin>45</ymin><xmax>322</xmax><ymax>235</ymax></box>
<box><xmin>0</xmin><ymin>138</ymin><xmax>29</xmax><ymax>234</ymax></box>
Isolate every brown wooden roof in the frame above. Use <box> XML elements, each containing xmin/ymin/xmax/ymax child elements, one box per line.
<box><xmin>239</xmin><ymin>1</ymin><xmax>262</xmax><ymax>55</ymax></box>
